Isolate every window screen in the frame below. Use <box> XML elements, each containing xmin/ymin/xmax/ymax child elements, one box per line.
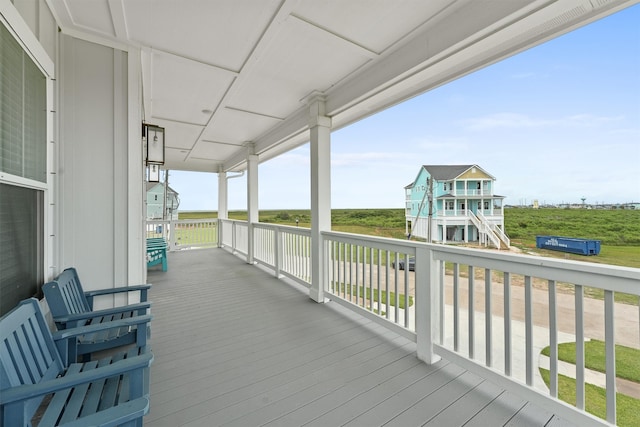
<box><xmin>1</xmin><ymin>23</ymin><xmax>47</xmax><ymax>182</ymax></box>
<box><xmin>0</xmin><ymin>22</ymin><xmax>47</xmax><ymax>315</ymax></box>
<box><xmin>0</xmin><ymin>184</ymin><xmax>43</xmax><ymax>316</ymax></box>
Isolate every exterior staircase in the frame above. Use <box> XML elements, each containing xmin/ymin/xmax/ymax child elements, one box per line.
<box><xmin>468</xmin><ymin>210</ymin><xmax>510</xmax><ymax>249</ymax></box>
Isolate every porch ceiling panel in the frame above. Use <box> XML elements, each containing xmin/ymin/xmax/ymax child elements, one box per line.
<box><xmin>122</xmin><ymin>0</ymin><xmax>281</xmax><ymax>71</ymax></box>
<box><xmin>189</xmin><ymin>140</ymin><xmax>243</xmax><ymax>162</ymax></box>
<box><xmin>49</xmin><ymin>0</ymin><xmax>638</xmax><ymax>174</ymax></box>
<box><xmin>200</xmin><ymin>108</ymin><xmax>284</xmax><ymax>145</ymax></box>
<box><xmin>226</xmin><ymin>14</ymin><xmax>374</xmax><ymax>120</ymax></box>
<box><xmin>149</xmin><ymin>51</ymin><xmax>236</xmax><ymax>126</ymax></box>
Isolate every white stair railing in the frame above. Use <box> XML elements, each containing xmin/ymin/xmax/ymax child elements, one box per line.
<box><xmin>477</xmin><ymin>210</ymin><xmax>510</xmax><ymax>248</ymax></box>
<box><xmin>468</xmin><ymin>211</ymin><xmax>501</xmax><ymax>249</ymax></box>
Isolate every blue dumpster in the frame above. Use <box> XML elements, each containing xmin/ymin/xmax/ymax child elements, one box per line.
<box><xmin>536</xmin><ymin>236</ymin><xmax>601</xmax><ymax>255</ymax></box>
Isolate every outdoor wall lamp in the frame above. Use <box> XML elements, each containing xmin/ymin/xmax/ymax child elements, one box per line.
<box><xmin>148</xmin><ymin>164</ymin><xmax>160</xmax><ymax>182</ymax></box>
<box><xmin>143</xmin><ymin>123</ymin><xmax>165</xmax><ymax>165</ymax></box>
<box><xmin>143</xmin><ymin>123</ymin><xmax>165</xmax><ymax>182</ymax></box>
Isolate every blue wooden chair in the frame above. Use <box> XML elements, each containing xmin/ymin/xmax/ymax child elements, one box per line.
<box><xmin>43</xmin><ymin>267</ymin><xmax>152</xmax><ymax>363</ymax></box>
<box><xmin>147</xmin><ymin>237</ymin><xmax>169</xmax><ymax>271</ymax></box>
<box><xmin>0</xmin><ymin>298</ymin><xmax>153</xmax><ymax>426</ymax></box>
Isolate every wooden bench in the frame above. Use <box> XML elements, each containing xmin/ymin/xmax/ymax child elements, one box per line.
<box><xmin>146</xmin><ymin>237</ymin><xmax>168</xmax><ymax>271</ymax></box>
<box><xmin>43</xmin><ymin>267</ymin><xmax>152</xmax><ymax>363</ymax></box>
<box><xmin>0</xmin><ymin>298</ymin><xmax>153</xmax><ymax>426</ymax></box>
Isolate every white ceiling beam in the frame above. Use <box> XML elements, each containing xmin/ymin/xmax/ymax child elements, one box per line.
<box><xmin>107</xmin><ymin>0</ymin><xmax>128</xmax><ymax>40</ymax></box>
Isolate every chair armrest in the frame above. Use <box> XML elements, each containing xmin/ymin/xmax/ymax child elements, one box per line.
<box><xmin>0</xmin><ymin>351</ymin><xmax>153</xmax><ymax>405</ymax></box>
<box><xmin>53</xmin><ymin>302</ymin><xmax>151</xmax><ymax>325</ymax></box>
<box><xmin>84</xmin><ymin>284</ymin><xmax>152</xmax><ymax>308</ymax></box>
<box><xmin>52</xmin><ymin>314</ymin><xmax>153</xmax><ymax>340</ymax></box>
<box><xmin>84</xmin><ymin>284</ymin><xmax>151</xmax><ymax>298</ymax></box>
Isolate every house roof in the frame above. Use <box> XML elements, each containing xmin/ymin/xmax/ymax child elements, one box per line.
<box><xmin>423</xmin><ymin>165</ymin><xmax>475</xmax><ymax>180</ymax></box>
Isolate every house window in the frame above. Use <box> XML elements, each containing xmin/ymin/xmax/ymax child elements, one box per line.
<box><xmin>154</xmin><ymin>195</ymin><xmax>158</xmax><ymax>201</ymax></box>
<box><xmin>484</xmin><ymin>201</ymin><xmax>490</xmax><ymax>210</ymax></box>
<box><xmin>477</xmin><ymin>182</ymin><xmax>481</xmax><ymax>189</ymax></box>
<box><xmin>0</xmin><ymin>23</ymin><xmax>47</xmax><ymax>315</ymax></box>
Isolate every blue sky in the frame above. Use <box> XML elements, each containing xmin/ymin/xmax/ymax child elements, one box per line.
<box><xmin>170</xmin><ymin>5</ymin><xmax>639</xmax><ymax>211</ymax></box>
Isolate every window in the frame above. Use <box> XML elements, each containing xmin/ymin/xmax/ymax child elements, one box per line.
<box><xmin>484</xmin><ymin>201</ymin><xmax>490</xmax><ymax>210</ymax></box>
<box><xmin>1</xmin><ymin>25</ymin><xmax>47</xmax><ymax>182</ymax></box>
<box><xmin>0</xmin><ymin>23</ymin><xmax>47</xmax><ymax>315</ymax></box>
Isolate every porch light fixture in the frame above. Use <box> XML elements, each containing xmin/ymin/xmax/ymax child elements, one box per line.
<box><xmin>143</xmin><ymin>123</ymin><xmax>165</xmax><ymax>165</ymax></box>
<box><xmin>148</xmin><ymin>164</ymin><xmax>160</xmax><ymax>182</ymax></box>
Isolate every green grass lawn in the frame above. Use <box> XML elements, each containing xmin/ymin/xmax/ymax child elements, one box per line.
<box><xmin>539</xmin><ymin>340</ymin><xmax>640</xmax><ymax>424</ymax></box>
<box><xmin>331</xmin><ymin>283</ymin><xmax>414</xmax><ymax>309</ymax></box>
<box><xmin>541</xmin><ymin>340</ymin><xmax>640</xmax><ymax>383</ymax></box>
<box><xmin>539</xmin><ymin>369</ymin><xmax>640</xmax><ymax>426</ymax></box>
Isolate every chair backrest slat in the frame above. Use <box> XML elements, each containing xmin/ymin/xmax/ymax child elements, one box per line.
<box><xmin>1</xmin><ymin>299</ymin><xmax>63</xmax><ymax>421</ymax></box>
<box><xmin>43</xmin><ymin>268</ymin><xmax>92</xmax><ymax>326</ymax></box>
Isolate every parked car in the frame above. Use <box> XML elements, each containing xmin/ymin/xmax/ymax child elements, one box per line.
<box><xmin>392</xmin><ymin>256</ymin><xmax>415</xmax><ymax>271</ymax></box>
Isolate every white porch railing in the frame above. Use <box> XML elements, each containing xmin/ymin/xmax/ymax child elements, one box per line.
<box><xmin>219</xmin><ymin>219</ymin><xmax>248</xmax><ymax>256</ymax></box>
<box><xmin>253</xmin><ymin>223</ymin><xmax>312</xmax><ymax>287</ymax></box>
<box><xmin>146</xmin><ymin>218</ymin><xmax>218</xmax><ymax>250</ymax></box>
<box><xmin>206</xmin><ymin>219</ymin><xmax>639</xmax><ymax>426</ymax></box>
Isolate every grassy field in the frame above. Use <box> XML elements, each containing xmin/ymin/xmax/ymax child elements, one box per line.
<box><xmin>180</xmin><ymin>208</ymin><xmax>640</xmax><ymax>268</ymax></box>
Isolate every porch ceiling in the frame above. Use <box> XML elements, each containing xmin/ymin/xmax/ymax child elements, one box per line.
<box><xmin>49</xmin><ymin>0</ymin><xmax>635</xmax><ymax>173</ymax></box>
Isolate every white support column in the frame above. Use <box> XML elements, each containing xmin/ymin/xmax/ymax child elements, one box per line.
<box><xmin>416</xmin><ymin>245</ymin><xmax>441</xmax><ymax>364</ymax></box>
<box><xmin>217</xmin><ymin>171</ymin><xmax>227</xmax><ymax>248</ymax></box>
<box><xmin>218</xmin><ymin>171</ymin><xmax>228</xmax><ymax>219</ymax></box>
<box><xmin>308</xmin><ymin>96</ymin><xmax>331</xmax><ymax>303</ymax></box>
<box><xmin>247</xmin><ymin>145</ymin><xmax>259</xmax><ymax>264</ymax></box>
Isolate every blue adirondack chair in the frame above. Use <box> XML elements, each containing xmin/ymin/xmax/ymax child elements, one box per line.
<box><xmin>0</xmin><ymin>298</ymin><xmax>153</xmax><ymax>426</ymax></box>
<box><xmin>43</xmin><ymin>267</ymin><xmax>152</xmax><ymax>362</ymax></box>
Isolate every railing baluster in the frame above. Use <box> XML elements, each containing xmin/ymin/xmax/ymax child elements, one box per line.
<box><xmin>394</xmin><ymin>252</ymin><xmax>399</xmax><ymax>324</ymax></box>
<box><xmin>604</xmin><ymin>290</ymin><xmax>616</xmax><ymax>425</ymax></box>
<box><xmin>385</xmin><ymin>250</ymin><xmax>390</xmax><ymax>320</ymax></box>
<box><xmin>525</xmin><ymin>275</ymin><xmax>533</xmax><ymax>386</ymax></box>
<box><xmin>575</xmin><ymin>284</ymin><xmax>585</xmax><ymax>410</ymax></box>
<box><xmin>453</xmin><ymin>263</ymin><xmax>459</xmax><ymax>352</ymax></box>
<box><xmin>376</xmin><ymin>249</ymin><xmax>381</xmax><ymax>314</ymax></box>
<box><xmin>440</xmin><ymin>260</ymin><xmax>445</xmax><ymax>345</ymax></box>
<box><xmin>485</xmin><ymin>268</ymin><xmax>492</xmax><ymax>367</ymax></box>
<box><xmin>349</xmin><ymin>244</ymin><xmax>353</xmax><ymax>302</ymax></box>
<box><xmin>356</xmin><ymin>246</ymin><xmax>361</xmax><ymax>307</ymax></box>
<box><xmin>368</xmin><ymin>247</ymin><xmax>374</xmax><ymax>312</ymax></box>
<box><xmin>504</xmin><ymin>271</ymin><xmax>511</xmax><ymax>377</ymax></box>
<box><xmin>404</xmin><ymin>253</ymin><xmax>409</xmax><ymax>328</ymax></box>
<box><xmin>548</xmin><ymin>279</ymin><xmax>558</xmax><ymax>398</ymax></box>
<box><xmin>468</xmin><ymin>265</ymin><xmax>474</xmax><ymax>359</ymax></box>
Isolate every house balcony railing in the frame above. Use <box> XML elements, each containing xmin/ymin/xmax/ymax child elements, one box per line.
<box><xmin>451</xmin><ymin>189</ymin><xmax>493</xmax><ymax>197</ymax></box>
<box><xmin>146</xmin><ymin>217</ymin><xmax>639</xmax><ymax>426</ymax></box>
<box><xmin>435</xmin><ymin>209</ymin><xmax>503</xmax><ymax>217</ymax></box>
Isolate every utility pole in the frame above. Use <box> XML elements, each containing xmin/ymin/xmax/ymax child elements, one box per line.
<box><xmin>163</xmin><ymin>169</ymin><xmax>169</xmax><ymax>220</ymax></box>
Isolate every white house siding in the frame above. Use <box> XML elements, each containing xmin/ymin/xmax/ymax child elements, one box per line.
<box><xmin>58</xmin><ymin>34</ymin><xmax>144</xmax><ymax>303</ymax></box>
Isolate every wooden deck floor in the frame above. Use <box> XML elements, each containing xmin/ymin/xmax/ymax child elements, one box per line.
<box><xmin>144</xmin><ymin>248</ymin><xmax>573</xmax><ymax>427</ymax></box>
